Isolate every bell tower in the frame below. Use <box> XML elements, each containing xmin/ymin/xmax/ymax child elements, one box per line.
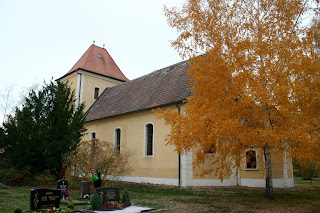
<box><xmin>57</xmin><ymin>44</ymin><xmax>129</xmax><ymax>112</ymax></box>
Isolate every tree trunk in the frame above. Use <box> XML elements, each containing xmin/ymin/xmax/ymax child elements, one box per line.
<box><xmin>264</xmin><ymin>145</ymin><xmax>274</xmax><ymax>200</ymax></box>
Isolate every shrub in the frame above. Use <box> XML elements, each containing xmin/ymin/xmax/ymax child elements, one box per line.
<box><xmin>64</xmin><ymin>171</ymin><xmax>82</xmax><ymax>190</ymax></box>
<box><xmin>90</xmin><ymin>189</ymin><xmax>101</xmax><ymax>210</ymax></box>
<box><xmin>67</xmin><ymin>203</ymin><xmax>75</xmax><ymax>209</ymax></box>
<box><xmin>13</xmin><ymin>208</ymin><xmax>22</xmax><ymax>213</ymax></box>
<box><xmin>33</xmin><ymin>171</ymin><xmax>56</xmax><ymax>187</ymax></box>
<box><xmin>302</xmin><ymin>167</ymin><xmax>314</xmax><ymax>180</ymax></box>
<box><xmin>1</xmin><ymin>168</ymin><xmax>30</xmax><ymax>186</ymax></box>
<box><xmin>121</xmin><ymin>190</ymin><xmax>131</xmax><ymax>206</ymax></box>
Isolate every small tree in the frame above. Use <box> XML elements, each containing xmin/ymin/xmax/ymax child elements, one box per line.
<box><xmin>70</xmin><ymin>139</ymin><xmax>132</xmax><ymax>183</ymax></box>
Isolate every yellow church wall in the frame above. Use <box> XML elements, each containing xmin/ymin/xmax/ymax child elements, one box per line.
<box><xmin>59</xmin><ymin>73</ymin><xmax>78</xmax><ymax>94</ymax></box>
<box><xmin>59</xmin><ymin>70</ymin><xmax>125</xmax><ymax>112</ymax></box>
<box><xmin>192</xmin><ymin>146</ymin><xmax>292</xmax><ymax>181</ymax></box>
<box><xmin>81</xmin><ymin>73</ymin><xmax>122</xmax><ymax>111</ymax></box>
<box><xmin>83</xmin><ymin>105</ymin><xmax>180</xmax><ymax>179</ymax></box>
<box><xmin>240</xmin><ymin>149</ymin><xmax>265</xmax><ymax>179</ymax></box>
<box><xmin>239</xmin><ymin>149</ymin><xmax>293</xmax><ymax>180</ymax></box>
<box><xmin>192</xmin><ymin>150</ymin><xmax>231</xmax><ymax>180</ymax></box>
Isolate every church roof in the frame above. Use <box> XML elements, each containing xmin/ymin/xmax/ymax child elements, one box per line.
<box><xmin>59</xmin><ymin>44</ymin><xmax>128</xmax><ymax>82</ymax></box>
<box><xmin>85</xmin><ymin>60</ymin><xmax>191</xmax><ymax>122</ymax></box>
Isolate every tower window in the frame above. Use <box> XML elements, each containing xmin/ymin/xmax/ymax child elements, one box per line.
<box><xmin>94</xmin><ymin>87</ymin><xmax>99</xmax><ymax>99</ymax></box>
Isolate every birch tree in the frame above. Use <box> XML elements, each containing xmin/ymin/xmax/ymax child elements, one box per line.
<box><xmin>156</xmin><ymin>0</ymin><xmax>320</xmax><ymax>199</ymax></box>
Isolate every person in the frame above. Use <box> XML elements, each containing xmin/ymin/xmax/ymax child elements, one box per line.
<box><xmin>91</xmin><ymin>169</ymin><xmax>101</xmax><ymax>188</ymax></box>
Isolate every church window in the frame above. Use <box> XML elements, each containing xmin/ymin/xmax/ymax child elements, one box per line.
<box><xmin>94</xmin><ymin>87</ymin><xmax>99</xmax><ymax>99</ymax></box>
<box><xmin>90</xmin><ymin>132</ymin><xmax>96</xmax><ymax>157</ymax></box>
<box><xmin>91</xmin><ymin>132</ymin><xmax>96</xmax><ymax>140</ymax></box>
<box><xmin>115</xmin><ymin>128</ymin><xmax>121</xmax><ymax>152</ymax></box>
<box><xmin>246</xmin><ymin>150</ymin><xmax>257</xmax><ymax>169</ymax></box>
<box><xmin>145</xmin><ymin>123</ymin><xmax>154</xmax><ymax>156</ymax></box>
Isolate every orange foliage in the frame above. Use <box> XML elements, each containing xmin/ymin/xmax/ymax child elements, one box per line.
<box><xmin>156</xmin><ymin>0</ymin><xmax>320</xmax><ymax>182</ymax></box>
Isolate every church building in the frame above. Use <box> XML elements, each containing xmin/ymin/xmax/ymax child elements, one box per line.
<box><xmin>58</xmin><ymin>44</ymin><xmax>294</xmax><ymax>188</ymax></box>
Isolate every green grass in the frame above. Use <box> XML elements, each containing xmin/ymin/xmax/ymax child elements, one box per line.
<box><xmin>0</xmin><ymin>177</ymin><xmax>320</xmax><ymax>212</ymax></box>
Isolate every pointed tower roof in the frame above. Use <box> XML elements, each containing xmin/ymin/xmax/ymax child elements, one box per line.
<box><xmin>60</xmin><ymin>44</ymin><xmax>128</xmax><ymax>81</ymax></box>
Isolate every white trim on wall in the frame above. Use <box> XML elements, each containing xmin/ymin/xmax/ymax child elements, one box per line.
<box><xmin>180</xmin><ymin>150</ymin><xmax>193</xmax><ymax>187</ymax></box>
<box><xmin>116</xmin><ymin>176</ymin><xmax>293</xmax><ymax>188</ymax></box>
<box><xmin>117</xmin><ymin>176</ymin><xmax>179</xmax><ymax>186</ymax></box>
<box><xmin>79</xmin><ymin>74</ymin><xmax>84</xmax><ymax>104</ymax></box>
<box><xmin>240</xmin><ymin>178</ymin><xmax>294</xmax><ymax>188</ymax></box>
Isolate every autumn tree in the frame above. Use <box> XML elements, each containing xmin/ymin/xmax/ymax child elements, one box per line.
<box><xmin>157</xmin><ymin>0</ymin><xmax>320</xmax><ymax>199</ymax></box>
<box><xmin>69</xmin><ymin>139</ymin><xmax>132</xmax><ymax>184</ymax></box>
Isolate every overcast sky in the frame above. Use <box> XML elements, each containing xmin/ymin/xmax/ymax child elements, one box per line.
<box><xmin>0</xmin><ymin>0</ymin><xmax>185</xmax><ymax>122</ymax></box>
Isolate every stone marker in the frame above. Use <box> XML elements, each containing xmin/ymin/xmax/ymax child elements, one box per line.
<box><xmin>30</xmin><ymin>188</ymin><xmax>61</xmax><ymax>210</ymax></box>
<box><xmin>57</xmin><ymin>179</ymin><xmax>68</xmax><ymax>191</ymax></box>
<box><xmin>81</xmin><ymin>181</ymin><xmax>91</xmax><ymax>198</ymax></box>
<box><xmin>57</xmin><ymin>179</ymin><xmax>68</xmax><ymax>199</ymax></box>
<box><xmin>96</xmin><ymin>187</ymin><xmax>120</xmax><ymax>204</ymax></box>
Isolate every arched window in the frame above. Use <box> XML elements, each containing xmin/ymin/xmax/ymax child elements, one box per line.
<box><xmin>246</xmin><ymin>150</ymin><xmax>257</xmax><ymax>169</ymax></box>
<box><xmin>145</xmin><ymin>123</ymin><xmax>154</xmax><ymax>156</ymax></box>
<box><xmin>115</xmin><ymin>128</ymin><xmax>121</xmax><ymax>152</ymax></box>
<box><xmin>94</xmin><ymin>87</ymin><xmax>99</xmax><ymax>99</ymax></box>
<box><xmin>91</xmin><ymin>132</ymin><xmax>96</xmax><ymax>140</ymax></box>
<box><xmin>90</xmin><ymin>132</ymin><xmax>96</xmax><ymax>158</ymax></box>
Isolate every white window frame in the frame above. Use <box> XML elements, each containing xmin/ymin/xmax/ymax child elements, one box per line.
<box><xmin>114</xmin><ymin>127</ymin><xmax>121</xmax><ymax>152</ymax></box>
<box><xmin>245</xmin><ymin>149</ymin><xmax>258</xmax><ymax>170</ymax></box>
<box><xmin>144</xmin><ymin>122</ymin><xmax>154</xmax><ymax>157</ymax></box>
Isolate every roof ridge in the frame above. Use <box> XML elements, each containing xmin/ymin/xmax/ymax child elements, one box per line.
<box><xmin>129</xmin><ymin>60</ymin><xmax>188</xmax><ymax>81</ymax></box>
<box><xmin>82</xmin><ymin>44</ymin><xmax>94</xmax><ymax>69</ymax></box>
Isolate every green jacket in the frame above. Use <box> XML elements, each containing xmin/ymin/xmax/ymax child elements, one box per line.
<box><xmin>92</xmin><ymin>174</ymin><xmax>99</xmax><ymax>182</ymax></box>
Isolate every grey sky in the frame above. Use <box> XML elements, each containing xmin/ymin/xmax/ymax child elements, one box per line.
<box><xmin>0</xmin><ymin>0</ymin><xmax>184</xmax><ymax>122</ymax></box>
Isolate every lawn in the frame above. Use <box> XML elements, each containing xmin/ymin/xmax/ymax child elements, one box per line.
<box><xmin>0</xmin><ymin>177</ymin><xmax>319</xmax><ymax>213</ymax></box>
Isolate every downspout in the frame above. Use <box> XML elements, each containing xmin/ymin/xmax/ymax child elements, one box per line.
<box><xmin>176</xmin><ymin>102</ymin><xmax>181</xmax><ymax>187</ymax></box>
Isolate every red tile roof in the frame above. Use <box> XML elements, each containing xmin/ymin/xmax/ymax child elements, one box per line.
<box><xmin>85</xmin><ymin>60</ymin><xmax>191</xmax><ymax>122</ymax></box>
<box><xmin>60</xmin><ymin>44</ymin><xmax>128</xmax><ymax>81</ymax></box>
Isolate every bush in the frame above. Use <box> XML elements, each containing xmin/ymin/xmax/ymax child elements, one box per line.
<box><xmin>1</xmin><ymin>168</ymin><xmax>30</xmax><ymax>186</ymax></box>
<box><xmin>65</xmin><ymin>172</ymin><xmax>82</xmax><ymax>190</ymax></box>
<box><xmin>67</xmin><ymin>203</ymin><xmax>75</xmax><ymax>209</ymax></box>
<box><xmin>302</xmin><ymin>167</ymin><xmax>314</xmax><ymax>180</ymax></box>
<box><xmin>13</xmin><ymin>208</ymin><xmax>22</xmax><ymax>213</ymax></box>
<box><xmin>90</xmin><ymin>189</ymin><xmax>101</xmax><ymax>210</ymax></box>
<box><xmin>121</xmin><ymin>190</ymin><xmax>131</xmax><ymax>206</ymax></box>
<box><xmin>33</xmin><ymin>171</ymin><xmax>56</xmax><ymax>187</ymax></box>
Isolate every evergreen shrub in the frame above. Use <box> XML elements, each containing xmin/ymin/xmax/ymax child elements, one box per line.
<box><xmin>90</xmin><ymin>189</ymin><xmax>101</xmax><ymax>210</ymax></box>
<box><xmin>121</xmin><ymin>190</ymin><xmax>131</xmax><ymax>206</ymax></box>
